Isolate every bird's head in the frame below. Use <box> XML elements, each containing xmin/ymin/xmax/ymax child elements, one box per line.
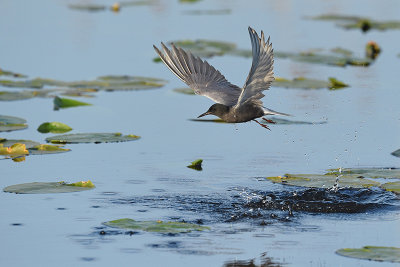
<box><xmin>198</xmin><ymin>104</ymin><xmax>229</xmax><ymax>119</ymax></box>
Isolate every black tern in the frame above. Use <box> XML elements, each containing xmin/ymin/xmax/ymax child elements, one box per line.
<box><xmin>154</xmin><ymin>27</ymin><xmax>288</xmax><ymax>130</ymax></box>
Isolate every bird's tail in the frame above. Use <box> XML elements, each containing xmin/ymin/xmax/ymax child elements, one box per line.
<box><xmin>263</xmin><ymin>107</ymin><xmax>291</xmax><ymax>116</ymax></box>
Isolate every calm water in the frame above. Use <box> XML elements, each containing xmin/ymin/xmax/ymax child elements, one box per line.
<box><xmin>1</xmin><ymin>0</ymin><xmax>399</xmax><ymax>266</ymax></box>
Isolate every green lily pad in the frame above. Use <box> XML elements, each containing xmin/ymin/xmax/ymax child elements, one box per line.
<box><xmin>268</xmin><ymin>168</ymin><xmax>400</xmax><ymax>193</ymax></box>
<box><xmin>103</xmin><ymin>218</ymin><xmax>209</xmax><ymax>233</ymax></box>
<box><xmin>0</xmin><ymin>115</ymin><xmax>28</xmax><ymax>132</ymax></box>
<box><xmin>266</xmin><ymin>174</ymin><xmax>379</xmax><ymax>189</ymax></box>
<box><xmin>311</xmin><ymin>14</ymin><xmax>400</xmax><ymax>32</ymax></box>
<box><xmin>3</xmin><ymin>180</ymin><xmax>95</xmax><ymax>194</ymax></box>
<box><xmin>391</xmin><ymin>149</ymin><xmax>400</xmax><ymax>158</ymax></box>
<box><xmin>45</xmin><ymin>133</ymin><xmax>140</xmax><ymax>144</ymax></box>
<box><xmin>37</xmin><ymin>122</ymin><xmax>72</xmax><ymax>134</ymax></box>
<box><xmin>68</xmin><ymin>4</ymin><xmax>106</xmax><ymax>11</ymax></box>
<box><xmin>336</xmin><ymin>246</ymin><xmax>400</xmax><ymax>263</ymax></box>
<box><xmin>28</xmin><ymin>144</ymin><xmax>71</xmax><ymax>155</ymax></box>
<box><xmin>0</xmin><ymin>68</ymin><xmax>27</xmax><ymax>78</ymax></box>
<box><xmin>0</xmin><ymin>91</ymin><xmax>36</xmax><ymax>101</ymax></box>
<box><xmin>0</xmin><ymin>76</ymin><xmax>167</xmax><ymax>91</ymax></box>
<box><xmin>0</xmin><ymin>139</ymin><xmax>40</xmax><ymax>149</ymax></box>
<box><xmin>54</xmin><ymin>96</ymin><xmax>91</xmax><ymax>109</ymax></box>
<box><xmin>380</xmin><ymin>181</ymin><xmax>400</xmax><ymax>194</ymax></box>
<box><xmin>187</xmin><ymin>159</ymin><xmax>203</xmax><ymax>171</ymax></box>
<box><xmin>173</xmin><ymin>87</ymin><xmax>195</xmax><ymax>95</ymax></box>
<box><xmin>155</xmin><ymin>41</ymin><xmax>372</xmax><ymax>67</ymax></box>
<box><xmin>183</xmin><ymin>9</ymin><xmax>231</xmax><ymax>15</ymax></box>
<box><xmin>273</xmin><ymin>77</ymin><xmax>348</xmax><ymax>90</ymax></box>
<box><xmin>327</xmin><ymin>168</ymin><xmax>400</xmax><ymax>179</ymax></box>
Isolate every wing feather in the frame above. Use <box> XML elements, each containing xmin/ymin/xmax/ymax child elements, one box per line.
<box><xmin>235</xmin><ymin>27</ymin><xmax>274</xmax><ymax>108</ymax></box>
<box><xmin>154</xmin><ymin>42</ymin><xmax>241</xmax><ymax>106</ymax></box>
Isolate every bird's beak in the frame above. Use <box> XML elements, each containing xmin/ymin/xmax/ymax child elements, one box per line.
<box><xmin>197</xmin><ymin>111</ymin><xmax>211</xmax><ymax>118</ymax></box>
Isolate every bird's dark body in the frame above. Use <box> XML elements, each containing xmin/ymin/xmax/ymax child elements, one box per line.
<box><xmin>204</xmin><ymin>103</ymin><xmax>265</xmax><ymax>123</ymax></box>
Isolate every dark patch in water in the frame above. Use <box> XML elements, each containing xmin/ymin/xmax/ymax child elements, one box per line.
<box><xmin>108</xmin><ymin>187</ymin><xmax>399</xmax><ymax>225</ymax></box>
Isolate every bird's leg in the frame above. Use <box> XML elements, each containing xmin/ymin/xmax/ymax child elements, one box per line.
<box><xmin>253</xmin><ymin>119</ymin><xmax>271</xmax><ymax>130</ymax></box>
<box><xmin>262</xmin><ymin>117</ymin><xmax>276</xmax><ymax>124</ymax></box>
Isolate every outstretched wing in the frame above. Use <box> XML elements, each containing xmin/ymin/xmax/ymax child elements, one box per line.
<box><xmin>154</xmin><ymin>42</ymin><xmax>241</xmax><ymax>106</ymax></box>
<box><xmin>235</xmin><ymin>27</ymin><xmax>274</xmax><ymax>108</ymax></box>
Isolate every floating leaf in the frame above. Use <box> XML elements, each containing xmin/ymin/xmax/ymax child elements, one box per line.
<box><xmin>391</xmin><ymin>149</ymin><xmax>400</xmax><ymax>158</ymax></box>
<box><xmin>380</xmin><ymin>182</ymin><xmax>400</xmax><ymax>194</ymax></box>
<box><xmin>0</xmin><ymin>76</ymin><xmax>167</xmax><ymax>91</ymax></box>
<box><xmin>0</xmin><ymin>91</ymin><xmax>36</xmax><ymax>101</ymax></box>
<box><xmin>3</xmin><ymin>181</ymin><xmax>95</xmax><ymax>194</ymax></box>
<box><xmin>273</xmin><ymin>77</ymin><xmax>348</xmax><ymax>90</ymax></box>
<box><xmin>66</xmin><ymin>180</ymin><xmax>95</xmax><ymax>188</ymax></box>
<box><xmin>68</xmin><ymin>4</ymin><xmax>106</xmax><ymax>11</ymax></box>
<box><xmin>311</xmin><ymin>14</ymin><xmax>400</xmax><ymax>32</ymax></box>
<box><xmin>0</xmin><ymin>67</ymin><xmax>27</xmax><ymax>78</ymax></box>
<box><xmin>173</xmin><ymin>88</ymin><xmax>195</xmax><ymax>95</ymax></box>
<box><xmin>103</xmin><ymin>218</ymin><xmax>209</xmax><ymax>233</ymax></box>
<box><xmin>28</xmin><ymin>144</ymin><xmax>71</xmax><ymax>155</ymax></box>
<box><xmin>0</xmin><ymin>143</ymin><xmax>29</xmax><ymax>157</ymax></box>
<box><xmin>326</xmin><ymin>168</ymin><xmax>400</xmax><ymax>179</ymax></box>
<box><xmin>0</xmin><ymin>139</ymin><xmax>40</xmax><ymax>149</ymax></box>
<box><xmin>0</xmin><ymin>115</ymin><xmax>28</xmax><ymax>132</ymax></box>
<box><xmin>331</xmin><ymin>47</ymin><xmax>353</xmax><ymax>56</ymax></box>
<box><xmin>268</xmin><ymin>168</ymin><xmax>400</xmax><ymax>193</ymax></box>
<box><xmin>183</xmin><ymin>9</ymin><xmax>231</xmax><ymax>15</ymax></box>
<box><xmin>37</xmin><ymin>122</ymin><xmax>72</xmax><ymax>134</ymax></box>
<box><xmin>155</xmin><ymin>41</ymin><xmax>372</xmax><ymax>67</ymax></box>
<box><xmin>46</xmin><ymin>132</ymin><xmax>140</xmax><ymax>144</ymax></box>
<box><xmin>179</xmin><ymin>0</ymin><xmax>203</xmax><ymax>3</ymax></box>
<box><xmin>336</xmin><ymin>246</ymin><xmax>400</xmax><ymax>263</ymax></box>
<box><xmin>266</xmin><ymin>174</ymin><xmax>379</xmax><ymax>189</ymax></box>
<box><xmin>187</xmin><ymin>159</ymin><xmax>203</xmax><ymax>171</ymax></box>
<box><xmin>54</xmin><ymin>96</ymin><xmax>91</xmax><ymax>109</ymax></box>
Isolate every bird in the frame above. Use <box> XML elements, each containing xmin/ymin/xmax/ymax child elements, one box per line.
<box><xmin>153</xmin><ymin>26</ymin><xmax>288</xmax><ymax>130</ymax></box>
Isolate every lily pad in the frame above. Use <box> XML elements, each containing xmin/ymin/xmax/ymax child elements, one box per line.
<box><xmin>0</xmin><ymin>139</ymin><xmax>40</xmax><ymax>149</ymax></box>
<box><xmin>187</xmin><ymin>159</ymin><xmax>203</xmax><ymax>171</ymax></box>
<box><xmin>380</xmin><ymin>181</ymin><xmax>400</xmax><ymax>194</ymax></box>
<box><xmin>273</xmin><ymin>77</ymin><xmax>348</xmax><ymax>90</ymax></box>
<box><xmin>183</xmin><ymin>9</ymin><xmax>231</xmax><ymax>15</ymax></box>
<box><xmin>336</xmin><ymin>246</ymin><xmax>400</xmax><ymax>263</ymax></box>
<box><xmin>173</xmin><ymin>87</ymin><xmax>195</xmax><ymax>95</ymax></box>
<box><xmin>391</xmin><ymin>149</ymin><xmax>400</xmax><ymax>158</ymax></box>
<box><xmin>0</xmin><ymin>115</ymin><xmax>28</xmax><ymax>132</ymax></box>
<box><xmin>28</xmin><ymin>144</ymin><xmax>71</xmax><ymax>155</ymax></box>
<box><xmin>0</xmin><ymin>76</ymin><xmax>167</xmax><ymax>91</ymax></box>
<box><xmin>268</xmin><ymin>168</ymin><xmax>400</xmax><ymax>193</ymax></box>
<box><xmin>0</xmin><ymin>91</ymin><xmax>36</xmax><ymax>101</ymax></box>
<box><xmin>327</xmin><ymin>168</ymin><xmax>400</xmax><ymax>179</ymax></box>
<box><xmin>0</xmin><ymin>143</ymin><xmax>29</xmax><ymax>157</ymax></box>
<box><xmin>37</xmin><ymin>122</ymin><xmax>72</xmax><ymax>134</ymax></box>
<box><xmin>54</xmin><ymin>96</ymin><xmax>91</xmax><ymax>109</ymax></box>
<box><xmin>154</xmin><ymin>41</ymin><xmax>372</xmax><ymax>67</ymax></box>
<box><xmin>266</xmin><ymin>174</ymin><xmax>379</xmax><ymax>189</ymax></box>
<box><xmin>45</xmin><ymin>133</ymin><xmax>140</xmax><ymax>144</ymax></box>
<box><xmin>103</xmin><ymin>218</ymin><xmax>209</xmax><ymax>233</ymax></box>
<box><xmin>3</xmin><ymin>180</ymin><xmax>95</xmax><ymax>194</ymax></box>
<box><xmin>311</xmin><ymin>14</ymin><xmax>400</xmax><ymax>32</ymax></box>
<box><xmin>0</xmin><ymin>67</ymin><xmax>27</xmax><ymax>78</ymax></box>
